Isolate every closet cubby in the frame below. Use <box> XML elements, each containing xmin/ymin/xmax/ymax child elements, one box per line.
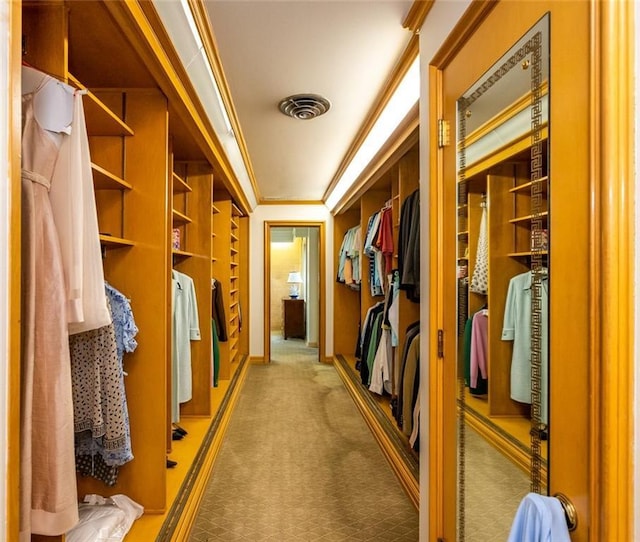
<box><xmin>211</xmin><ymin>198</ymin><xmax>244</xmax><ymax>380</ymax></box>
<box><xmin>171</xmin><ymin>161</ymin><xmax>214</xmax><ymax>418</ymax></box>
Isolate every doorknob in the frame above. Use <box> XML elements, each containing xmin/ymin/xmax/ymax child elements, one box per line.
<box><xmin>553</xmin><ymin>493</ymin><xmax>578</xmax><ymax>532</ymax></box>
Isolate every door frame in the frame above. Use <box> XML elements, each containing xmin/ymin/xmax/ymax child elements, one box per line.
<box><xmin>263</xmin><ymin>221</ymin><xmax>326</xmax><ymax>364</ymax></box>
<box><xmin>428</xmin><ymin>1</ymin><xmax>634</xmax><ymax>540</ymax></box>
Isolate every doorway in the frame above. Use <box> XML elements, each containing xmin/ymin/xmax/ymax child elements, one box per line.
<box><xmin>264</xmin><ymin>222</ymin><xmax>325</xmax><ymax>364</ymax></box>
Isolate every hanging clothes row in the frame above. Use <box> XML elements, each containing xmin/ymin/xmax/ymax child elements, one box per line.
<box><xmin>336</xmin><ymin>224</ymin><xmax>362</xmax><ymax>290</ymax></box>
<box><xmin>462</xmin><ymin>307</ymin><xmax>489</xmax><ymax>396</ymax></box>
<box><xmin>394</xmin><ymin>322</ymin><xmax>420</xmax><ymax>449</ymax></box>
<box><xmin>211</xmin><ymin>277</ymin><xmax>227</xmax><ymax>388</ymax></box>
<box><xmin>397</xmin><ymin>189</ymin><xmax>420</xmax><ymax>302</ymax></box>
<box><xmin>363</xmin><ymin>202</ymin><xmax>394</xmax><ymax>297</ymax></box>
<box><xmin>501</xmin><ymin>269</ymin><xmax>549</xmax><ymax>424</ymax></box>
<box><xmin>171</xmin><ymin>270</ymin><xmax>201</xmax><ymax>423</ymax></box>
<box><xmin>369</xmin><ymin>270</ymin><xmax>400</xmax><ymax>395</ymax></box>
<box><xmin>20</xmin><ymin>64</ymin><xmax>112</xmax><ymax>537</ymax></box>
<box><xmin>71</xmin><ymin>282</ymin><xmax>138</xmax><ymax>487</ymax></box>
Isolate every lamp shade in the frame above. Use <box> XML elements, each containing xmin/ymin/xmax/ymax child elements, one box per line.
<box><xmin>287</xmin><ymin>272</ymin><xmax>303</xmax><ymax>283</ymax></box>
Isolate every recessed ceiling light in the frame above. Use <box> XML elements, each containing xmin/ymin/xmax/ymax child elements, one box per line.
<box><xmin>278</xmin><ymin>94</ymin><xmax>331</xmax><ymax>120</ymax></box>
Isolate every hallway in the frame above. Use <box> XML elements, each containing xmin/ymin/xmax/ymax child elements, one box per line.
<box><xmin>188</xmin><ymin>338</ymin><xmax>419</xmax><ymax>541</ymax></box>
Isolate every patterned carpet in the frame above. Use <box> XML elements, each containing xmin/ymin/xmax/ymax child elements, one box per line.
<box><xmin>464</xmin><ymin>426</ymin><xmax>529</xmax><ymax>541</ymax></box>
<box><xmin>189</xmin><ymin>337</ymin><xmax>419</xmax><ymax>541</ymax></box>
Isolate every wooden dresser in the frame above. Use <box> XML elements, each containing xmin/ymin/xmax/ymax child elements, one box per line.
<box><xmin>283</xmin><ymin>298</ymin><xmax>305</xmax><ymax>339</ymax></box>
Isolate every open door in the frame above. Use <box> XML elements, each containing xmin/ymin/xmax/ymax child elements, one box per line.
<box><xmin>264</xmin><ymin>221</ymin><xmax>326</xmax><ymax>364</ymax></box>
<box><xmin>429</xmin><ymin>2</ymin><xmax>634</xmax><ymax>541</ymax></box>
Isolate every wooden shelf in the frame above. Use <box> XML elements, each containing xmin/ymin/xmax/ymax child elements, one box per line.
<box><xmin>458</xmin><ymin>231</ymin><xmax>469</xmax><ymax>237</ymax></box>
<box><xmin>92</xmin><ymin>163</ymin><xmax>131</xmax><ymax>190</ymax></box>
<box><xmin>172</xmin><ymin>209</ymin><xmax>192</xmax><ymax>225</ymax></box>
<box><xmin>509</xmin><ymin>176</ymin><xmax>549</xmax><ymax>193</ymax></box>
<box><xmin>172</xmin><ymin>172</ymin><xmax>192</xmax><ymax>193</ymax></box>
<box><xmin>230</xmin><ymin>219</ymin><xmax>239</xmax><ymax>229</ymax></box>
<box><xmin>230</xmin><ymin>232</ymin><xmax>239</xmax><ymax>242</ymax></box>
<box><xmin>509</xmin><ymin>211</ymin><xmax>549</xmax><ymax>225</ymax></box>
<box><xmin>172</xmin><ymin>249</ymin><xmax>193</xmax><ymax>259</ymax></box>
<box><xmin>99</xmin><ymin>234</ymin><xmax>134</xmax><ymax>248</ymax></box>
<box><xmin>67</xmin><ymin>73</ymin><xmax>134</xmax><ymax>136</ymax></box>
<box><xmin>230</xmin><ymin>247</ymin><xmax>238</xmax><ymax>255</ymax></box>
<box><xmin>230</xmin><ymin>261</ymin><xmax>239</xmax><ymax>268</ymax></box>
<box><xmin>508</xmin><ymin>251</ymin><xmax>549</xmax><ymax>257</ymax></box>
<box><xmin>211</xmin><ymin>204</ymin><xmax>220</xmax><ymax>214</ymax></box>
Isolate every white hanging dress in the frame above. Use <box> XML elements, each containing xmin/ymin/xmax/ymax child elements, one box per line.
<box><xmin>20</xmin><ymin>67</ymin><xmax>79</xmax><ymax>539</ymax></box>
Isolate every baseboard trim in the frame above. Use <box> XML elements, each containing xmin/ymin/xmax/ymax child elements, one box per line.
<box><xmin>155</xmin><ymin>354</ymin><xmax>250</xmax><ymax>541</ymax></box>
<box><xmin>249</xmin><ymin>355</ymin><xmax>265</xmax><ymax>364</ymax></box>
<box><xmin>333</xmin><ymin>354</ymin><xmax>419</xmax><ymax>510</ymax></box>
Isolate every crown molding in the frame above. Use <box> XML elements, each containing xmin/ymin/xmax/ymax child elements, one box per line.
<box><xmin>402</xmin><ymin>0</ymin><xmax>436</xmax><ymax>34</ymax></box>
<box><xmin>258</xmin><ymin>199</ymin><xmax>326</xmax><ymax>206</ymax></box>
<box><xmin>123</xmin><ymin>0</ymin><xmax>252</xmax><ymax>215</ymax></box>
<box><xmin>323</xmin><ymin>34</ymin><xmax>419</xmax><ymax>203</ymax></box>
<box><xmin>188</xmin><ymin>0</ymin><xmax>262</xmax><ymax>204</ymax></box>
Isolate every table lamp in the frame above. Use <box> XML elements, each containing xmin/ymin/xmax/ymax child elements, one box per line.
<box><xmin>287</xmin><ymin>271</ymin><xmax>303</xmax><ymax>299</ymax></box>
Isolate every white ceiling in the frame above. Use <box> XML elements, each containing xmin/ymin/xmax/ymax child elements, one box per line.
<box><xmin>203</xmin><ymin>1</ymin><xmax>415</xmax><ymax>204</ymax></box>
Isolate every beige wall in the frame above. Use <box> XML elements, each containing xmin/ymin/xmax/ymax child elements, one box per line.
<box><xmin>270</xmin><ymin>237</ymin><xmax>303</xmax><ymax>332</ymax></box>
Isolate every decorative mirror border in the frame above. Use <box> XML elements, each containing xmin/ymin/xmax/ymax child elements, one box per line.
<box><xmin>456</xmin><ymin>19</ymin><xmax>547</xmax><ymax>539</ymax></box>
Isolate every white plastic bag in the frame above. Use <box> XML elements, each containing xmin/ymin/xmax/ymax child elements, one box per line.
<box><xmin>66</xmin><ymin>494</ymin><xmax>143</xmax><ymax>542</ymax></box>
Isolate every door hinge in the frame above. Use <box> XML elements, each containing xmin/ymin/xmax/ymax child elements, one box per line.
<box><xmin>437</xmin><ymin>329</ymin><xmax>444</xmax><ymax>358</ymax></box>
<box><xmin>437</xmin><ymin>119</ymin><xmax>450</xmax><ymax>148</ymax></box>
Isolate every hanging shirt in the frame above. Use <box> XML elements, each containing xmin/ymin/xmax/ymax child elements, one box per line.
<box><xmin>172</xmin><ymin>270</ymin><xmax>201</xmax><ymax>407</ymax></box>
<box><xmin>377</xmin><ymin>206</ymin><xmax>394</xmax><ymax>275</ymax></box>
<box><xmin>50</xmin><ymin>92</ymin><xmax>111</xmax><ymax>334</ymax></box>
<box><xmin>470</xmin><ymin>203</ymin><xmax>489</xmax><ymax>295</ymax></box>
<box><xmin>398</xmin><ymin>190</ymin><xmax>420</xmax><ymax>301</ymax></box>
<box><xmin>502</xmin><ymin>271</ymin><xmax>549</xmax><ymax>424</ymax></box>
<box><xmin>369</xmin><ymin>327</ymin><xmax>392</xmax><ymax>395</ymax></box>
<box><xmin>470</xmin><ymin>310</ymin><xmax>488</xmax><ymax>388</ymax></box>
<box><xmin>507</xmin><ymin>493</ymin><xmax>571</xmax><ymax>542</ymax></box>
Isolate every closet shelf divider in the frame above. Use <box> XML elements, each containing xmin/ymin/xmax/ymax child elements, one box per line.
<box><xmin>92</xmin><ymin>162</ymin><xmax>131</xmax><ymax>190</ymax></box>
<box><xmin>172</xmin><ymin>209</ymin><xmax>192</xmax><ymax>225</ymax></box>
<box><xmin>172</xmin><ymin>171</ymin><xmax>192</xmax><ymax>193</ymax></box>
<box><xmin>66</xmin><ymin>73</ymin><xmax>134</xmax><ymax>137</ymax></box>
<box><xmin>99</xmin><ymin>234</ymin><xmax>135</xmax><ymax>249</ymax></box>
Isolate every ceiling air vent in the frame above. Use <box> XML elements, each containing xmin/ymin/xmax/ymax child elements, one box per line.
<box><xmin>278</xmin><ymin>94</ymin><xmax>331</xmax><ymax>120</ymax></box>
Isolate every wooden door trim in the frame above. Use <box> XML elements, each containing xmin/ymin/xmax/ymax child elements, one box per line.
<box><xmin>7</xmin><ymin>1</ymin><xmax>22</xmax><ymax>539</ymax></box>
<box><xmin>263</xmin><ymin>222</ymin><xmax>326</xmax><ymax>364</ymax></box>
<box><xmin>589</xmin><ymin>1</ymin><xmax>635</xmax><ymax>539</ymax></box>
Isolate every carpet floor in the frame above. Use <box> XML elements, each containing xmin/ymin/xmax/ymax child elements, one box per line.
<box><xmin>189</xmin><ymin>337</ymin><xmax>419</xmax><ymax>541</ymax></box>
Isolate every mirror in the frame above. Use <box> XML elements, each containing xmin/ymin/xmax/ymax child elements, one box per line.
<box><xmin>455</xmin><ymin>14</ymin><xmax>550</xmax><ymax>540</ymax></box>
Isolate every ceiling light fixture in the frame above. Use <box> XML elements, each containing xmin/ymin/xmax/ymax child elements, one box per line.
<box><xmin>278</xmin><ymin>94</ymin><xmax>331</xmax><ymax>120</ymax></box>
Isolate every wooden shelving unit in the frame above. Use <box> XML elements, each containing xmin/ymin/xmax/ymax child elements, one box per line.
<box><xmin>211</xmin><ymin>199</ymin><xmax>244</xmax><ymax>380</ymax></box>
<box><xmin>332</xmin><ymin>136</ymin><xmax>420</xmax><ymax>508</ymax></box>
<box><xmin>17</xmin><ymin>3</ymin><xmax>246</xmax><ymax>539</ymax></box>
